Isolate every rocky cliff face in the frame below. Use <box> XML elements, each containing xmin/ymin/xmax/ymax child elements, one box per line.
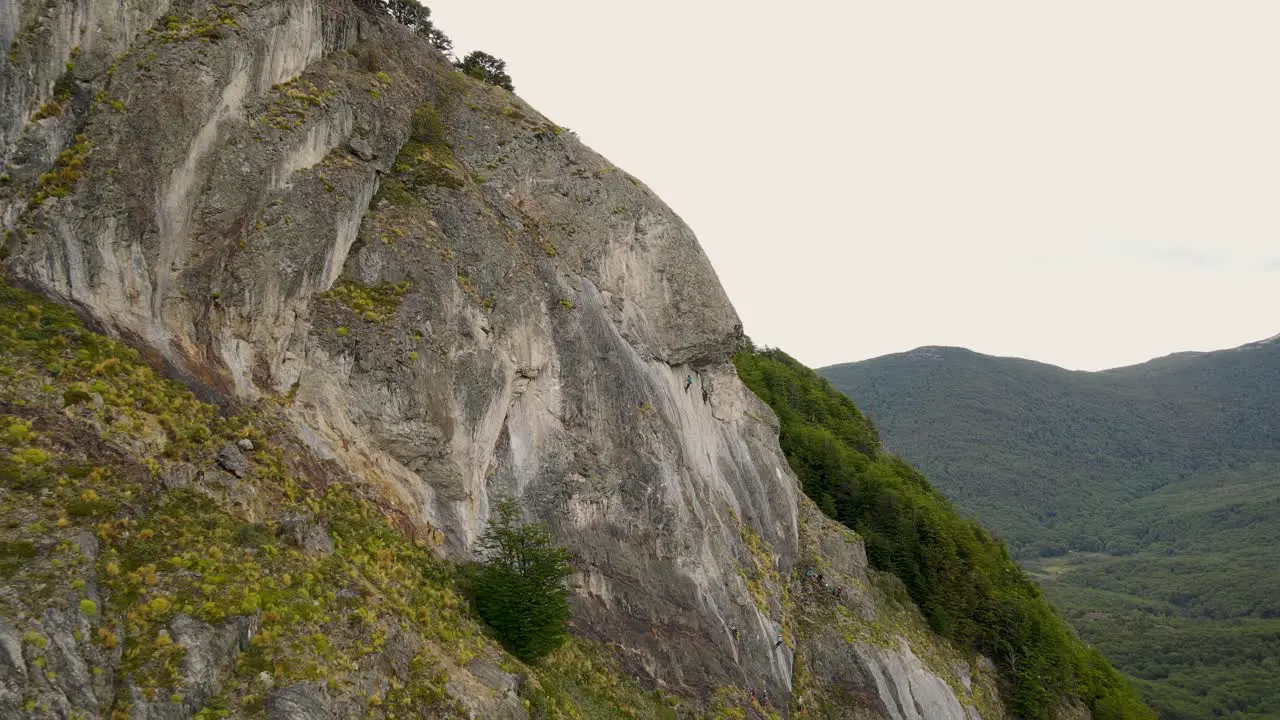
<box><xmin>0</xmin><ymin>0</ymin><xmax>1001</xmax><ymax>717</ymax></box>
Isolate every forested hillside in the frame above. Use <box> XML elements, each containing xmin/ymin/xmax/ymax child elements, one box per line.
<box><xmin>733</xmin><ymin>345</ymin><xmax>1153</xmax><ymax>720</ymax></box>
<box><xmin>819</xmin><ymin>339</ymin><xmax>1280</xmax><ymax>719</ymax></box>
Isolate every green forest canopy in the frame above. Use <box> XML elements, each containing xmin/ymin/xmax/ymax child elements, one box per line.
<box><xmin>818</xmin><ymin>342</ymin><xmax>1280</xmax><ymax>719</ymax></box>
<box><xmin>733</xmin><ymin>345</ymin><xmax>1153</xmax><ymax>720</ymax></box>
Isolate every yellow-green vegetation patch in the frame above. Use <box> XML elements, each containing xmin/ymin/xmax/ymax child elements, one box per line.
<box><xmin>455</xmin><ymin>273</ymin><xmax>491</xmax><ymax>310</ymax></box>
<box><xmin>737</xmin><ymin>523</ymin><xmax>779</xmax><ymax>616</ymax></box>
<box><xmin>498</xmin><ymin>104</ymin><xmax>527</xmax><ymax>122</ymax></box>
<box><xmin>31</xmin><ymin>99</ymin><xmax>64</xmax><ymax>121</ymax></box>
<box><xmin>149</xmin><ymin>10</ymin><xmax>238</xmax><ymax>44</ymax></box>
<box><xmin>390</xmin><ymin>105</ymin><xmax>464</xmax><ymax>191</ymax></box>
<box><xmin>536</xmin><ymin>122</ymin><xmax>564</xmax><ymax>137</ymax></box>
<box><xmin>31</xmin><ymin>134</ymin><xmax>92</xmax><ymax>206</ymax></box>
<box><xmin>260</xmin><ymin>78</ymin><xmax>336</xmax><ymax>132</ymax></box>
<box><xmin>522</xmin><ymin>639</ymin><xmax>680</xmax><ymax>719</ymax></box>
<box><xmin>94</xmin><ymin>90</ymin><xmax>128</xmax><ymax>113</ymax></box>
<box><xmin>30</xmin><ymin>57</ymin><xmax>77</xmax><ymax>121</ymax></box>
<box><xmin>0</xmin><ymin>296</ymin><xmax>219</xmax><ymax>457</ymax></box>
<box><xmin>368</xmin><ymin>71</ymin><xmax>392</xmax><ymax>99</ymax></box>
<box><xmin>320</xmin><ymin>279</ymin><xmax>411</xmax><ymax>323</ymax></box>
<box><xmin>0</xmin><ymin>281</ymin><xmax>482</xmax><ymax>714</ymax></box>
<box><xmin>371</xmin><ymin>177</ymin><xmax>418</xmax><ymax>208</ymax></box>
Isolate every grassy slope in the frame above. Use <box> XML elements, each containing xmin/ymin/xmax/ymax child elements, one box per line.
<box><xmin>819</xmin><ymin>342</ymin><xmax>1280</xmax><ymax>719</ymax></box>
<box><xmin>733</xmin><ymin>346</ymin><xmax>1152</xmax><ymax>720</ymax></box>
<box><xmin>0</xmin><ymin>280</ymin><xmax>698</xmax><ymax>719</ymax></box>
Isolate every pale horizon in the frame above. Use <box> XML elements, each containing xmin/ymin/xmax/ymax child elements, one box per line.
<box><xmin>811</xmin><ymin>330</ymin><xmax>1280</xmax><ymax>373</ymax></box>
<box><xmin>433</xmin><ymin>1</ymin><xmax>1280</xmax><ymax>372</ymax></box>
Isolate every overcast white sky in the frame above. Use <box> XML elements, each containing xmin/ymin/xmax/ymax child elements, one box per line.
<box><xmin>431</xmin><ymin>1</ymin><xmax>1280</xmax><ymax>371</ymax></box>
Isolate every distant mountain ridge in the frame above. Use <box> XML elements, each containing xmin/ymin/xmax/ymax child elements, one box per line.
<box><xmin>821</xmin><ymin>336</ymin><xmax>1280</xmax><ymax>554</ymax></box>
<box><xmin>818</xmin><ymin>335</ymin><xmax>1280</xmax><ymax>719</ymax></box>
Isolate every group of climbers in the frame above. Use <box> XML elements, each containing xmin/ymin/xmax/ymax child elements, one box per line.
<box><xmin>749</xmin><ymin>688</ymin><xmax>773</xmax><ymax>708</ymax></box>
<box><xmin>802</xmin><ymin>566</ymin><xmax>844</xmax><ymax>599</ymax></box>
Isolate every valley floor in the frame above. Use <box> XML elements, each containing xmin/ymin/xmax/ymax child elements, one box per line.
<box><xmin>1025</xmin><ymin>552</ymin><xmax>1280</xmax><ymax>720</ymax></box>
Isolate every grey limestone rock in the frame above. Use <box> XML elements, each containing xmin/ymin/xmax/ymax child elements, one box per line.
<box><xmin>466</xmin><ymin>658</ymin><xmax>522</xmax><ymax>698</ymax></box>
<box><xmin>348</xmin><ymin>136</ymin><xmax>375</xmax><ymax>161</ymax></box>
<box><xmin>169</xmin><ymin>614</ymin><xmax>257</xmax><ymax>692</ymax></box>
<box><xmin>277</xmin><ymin>512</ymin><xmax>335</xmax><ymax>555</ymax></box>
<box><xmin>162</xmin><ymin>463</ymin><xmax>199</xmax><ymax>490</ymax></box>
<box><xmin>0</xmin><ymin>621</ymin><xmax>29</xmax><ymax>714</ymax></box>
<box><xmin>0</xmin><ymin>0</ymin><xmax>1009</xmax><ymax>716</ymax></box>
<box><xmin>264</xmin><ymin>683</ymin><xmax>332</xmax><ymax>720</ymax></box>
<box><xmin>216</xmin><ymin>443</ymin><xmax>249</xmax><ymax>478</ymax></box>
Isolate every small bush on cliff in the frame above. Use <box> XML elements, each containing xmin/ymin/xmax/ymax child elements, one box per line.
<box><xmin>457</xmin><ymin>51</ymin><xmax>514</xmax><ymax>92</ymax></box>
<box><xmin>471</xmin><ymin>497</ymin><xmax>574</xmax><ymax>662</ymax></box>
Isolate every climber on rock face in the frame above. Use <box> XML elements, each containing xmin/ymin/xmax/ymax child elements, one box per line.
<box><xmin>774</xmin><ymin>632</ymin><xmax>784</xmax><ymax>650</ymax></box>
<box><xmin>685</xmin><ymin>374</ymin><xmax>693</xmax><ymax>392</ymax></box>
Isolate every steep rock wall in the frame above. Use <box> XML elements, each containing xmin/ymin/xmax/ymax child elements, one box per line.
<box><xmin>0</xmin><ymin>0</ymin><xmax>1001</xmax><ymax>716</ymax></box>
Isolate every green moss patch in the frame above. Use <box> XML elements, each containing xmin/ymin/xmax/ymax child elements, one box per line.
<box><xmin>736</xmin><ymin>523</ymin><xmax>779</xmax><ymax>616</ymax></box>
<box><xmin>149</xmin><ymin>10</ymin><xmax>239</xmax><ymax>44</ymax></box>
<box><xmin>521</xmin><ymin>640</ymin><xmax>681</xmax><ymax>719</ymax></box>
<box><xmin>31</xmin><ymin>134</ymin><xmax>92</xmax><ymax>206</ymax></box>
<box><xmin>260</xmin><ymin>78</ymin><xmax>336</xmax><ymax>132</ymax></box>
<box><xmin>390</xmin><ymin>105</ymin><xmax>464</xmax><ymax>191</ymax></box>
<box><xmin>0</xmin><ymin>281</ymin><xmax>479</xmax><ymax>712</ymax></box>
<box><xmin>320</xmin><ymin>280</ymin><xmax>411</xmax><ymax>323</ymax></box>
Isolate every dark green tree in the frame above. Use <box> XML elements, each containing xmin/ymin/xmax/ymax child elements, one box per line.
<box><xmin>384</xmin><ymin>0</ymin><xmax>430</xmax><ymax>29</ymax></box>
<box><xmin>471</xmin><ymin>496</ymin><xmax>574</xmax><ymax>662</ymax></box>
<box><xmin>422</xmin><ymin>24</ymin><xmax>453</xmax><ymax>54</ymax></box>
<box><xmin>355</xmin><ymin>0</ymin><xmax>453</xmax><ymax>54</ymax></box>
<box><xmin>457</xmin><ymin>50</ymin><xmax>514</xmax><ymax>91</ymax></box>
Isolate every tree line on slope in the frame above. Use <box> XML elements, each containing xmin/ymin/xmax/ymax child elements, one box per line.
<box><xmin>1044</xmin><ymin>581</ymin><xmax>1280</xmax><ymax>720</ymax></box>
<box><xmin>356</xmin><ymin>0</ymin><xmax>516</xmax><ymax>91</ymax></box>
<box><xmin>732</xmin><ymin>344</ymin><xmax>1153</xmax><ymax>720</ymax></box>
